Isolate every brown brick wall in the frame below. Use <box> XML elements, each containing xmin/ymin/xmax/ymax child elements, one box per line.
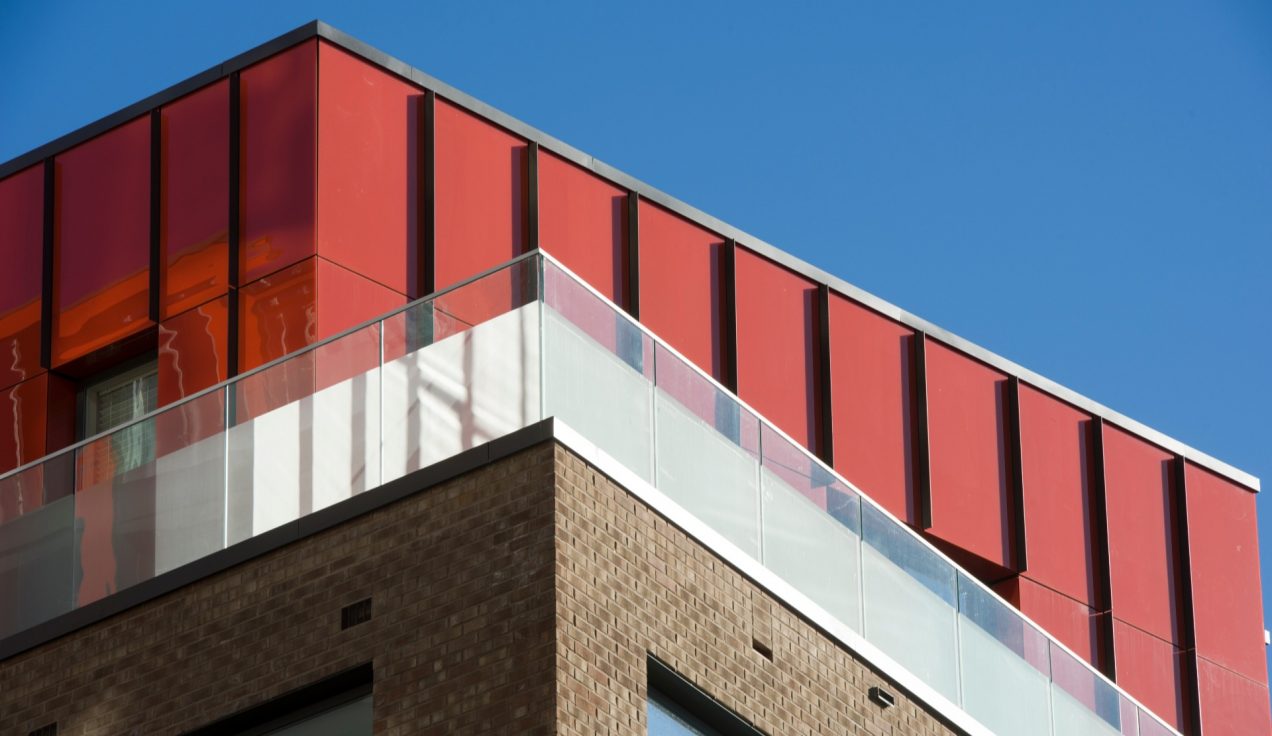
<box><xmin>1</xmin><ymin>439</ymin><xmax>962</xmax><ymax>735</ymax></box>
<box><xmin>0</xmin><ymin>445</ymin><xmax>559</xmax><ymax>736</ymax></box>
<box><xmin>553</xmin><ymin>444</ymin><xmax>963</xmax><ymax>736</ymax></box>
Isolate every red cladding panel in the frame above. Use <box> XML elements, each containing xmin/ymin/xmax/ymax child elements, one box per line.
<box><xmin>158</xmin><ymin>296</ymin><xmax>229</xmax><ymax>407</ymax></box>
<box><xmin>637</xmin><ymin>202</ymin><xmax>725</xmax><ymax>379</ymax></box>
<box><xmin>314</xmin><ymin>258</ymin><xmax>404</xmax><ymax>339</ymax></box>
<box><xmin>160</xmin><ymin>80</ymin><xmax>229</xmax><ymax>318</ymax></box>
<box><xmin>1185</xmin><ymin>463</ymin><xmax>1267</xmax><ymax>684</ymax></box>
<box><xmin>996</xmin><ymin>576</ymin><xmax>1100</xmax><ymax>666</ymax></box>
<box><xmin>434</xmin><ymin>99</ymin><xmax>527</xmax><ymax>290</ymax></box>
<box><xmin>317</xmin><ymin>42</ymin><xmax>422</xmax><ymax>297</ymax></box>
<box><xmin>240</xmin><ymin>40</ymin><xmax>317</xmax><ymax>284</ymax></box>
<box><xmin>734</xmin><ymin>248</ymin><xmax>819</xmax><ymax>450</ymax></box>
<box><xmin>53</xmin><ymin>118</ymin><xmax>153</xmax><ymax>367</ymax></box>
<box><xmin>0</xmin><ymin>166</ymin><xmax>44</xmax><ymax>390</ymax></box>
<box><xmin>0</xmin><ymin>376</ymin><xmax>48</xmax><ymax>474</ymax></box>
<box><xmin>1103</xmin><ymin>425</ymin><xmax>1181</xmax><ymax>645</ymax></box>
<box><xmin>538</xmin><ymin>152</ymin><xmax>626</xmax><ymax>305</ymax></box>
<box><xmin>1195</xmin><ymin>656</ymin><xmax>1272</xmax><ymax>736</ymax></box>
<box><xmin>828</xmin><ymin>294</ymin><xmax>916</xmax><ymax>523</ymax></box>
<box><xmin>924</xmin><ymin>341</ymin><xmax>1012</xmax><ymax>569</ymax></box>
<box><xmin>1018</xmin><ymin>385</ymin><xmax>1097</xmax><ymax>606</ymax></box>
<box><xmin>238</xmin><ymin>258</ymin><xmax>316</xmax><ymax>371</ymax></box>
<box><xmin>1112</xmin><ymin>619</ymin><xmax>1186</xmax><ymax>730</ymax></box>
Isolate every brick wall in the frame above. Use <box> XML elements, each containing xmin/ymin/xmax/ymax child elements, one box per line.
<box><xmin>1</xmin><ymin>439</ymin><xmax>962</xmax><ymax>735</ymax></box>
<box><xmin>0</xmin><ymin>445</ymin><xmax>559</xmax><ymax>736</ymax></box>
<box><xmin>553</xmin><ymin>445</ymin><xmax>962</xmax><ymax>736</ymax></box>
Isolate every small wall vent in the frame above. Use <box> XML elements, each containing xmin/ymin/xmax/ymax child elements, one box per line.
<box><xmin>868</xmin><ymin>686</ymin><xmax>896</xmax><ymax>710</ymax></box>
<box><xmin>341</xmin><ymin>598</ymin><xmax>373</xmax><ymax>630</ymax></box>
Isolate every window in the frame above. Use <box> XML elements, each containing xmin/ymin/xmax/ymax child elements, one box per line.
<box><xmin>649</xmin><ymin>688</ymin><xmax>725</xmax><ymax>736</ymax></box>
<box><xmin>646</xmin><ymin>655</ymin><xmax>765</xmax><ymax>736</ymax></box>
<box><xmin>260</xmin><ymin>694</ymin><xmax>371</xmax><ymax>736</ymax></box>
<box><xmin>79</xmin><ymin>359</ymin><xmax>158</xmax><ymax>479</ymax></box>
<box><xmin>185</xmin><ymin>664</ymin><xmax>372</xmax><ymax>736</ymax></box>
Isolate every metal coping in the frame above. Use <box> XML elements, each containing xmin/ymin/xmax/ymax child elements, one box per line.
<box><xmin>0</xmin><ymin>18</ymin><xmax>1257</xmax><ymax>492</ymax></box>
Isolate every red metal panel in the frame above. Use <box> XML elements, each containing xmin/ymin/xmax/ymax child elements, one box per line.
<box><xmin>433</xmin><ymin>99</ymin><xmax>527</xmax><ymax>290</ymax></box>
<box><xmin>160</xmin><ymin>80</ymin><xmax>229</xmax><ymax>319</ymax></box>
<box><xmin>734</xmin><ymin>247</ymin><xmax>819</xmax><ymax>450</ymax></box>
<box><xmin>996</xmin><ymin>576</ymin><xmax>1100</xmax><ymax>666</ymax></box>
<box><xmin>924</xmin><ymin>341</ymin><xmax>1012</xmax><ymax>570</ymax></box>
<box><xmin>314</xmin><ymin>258</ymin><xmax>404</xmax><ymax>340</ymax></box>
<box><xmin>1017</xmin><ymin>384</ymin><xmax>1097</xmax><ymax>606</ymax></box>
<box><xmin>828</xmin><ymin>293</ymin><xmax>916</xmax><ymax>524</ymax></box>
<box><xmin>0</xmin><ymin>376</ymin><xmax>48</xmax><ymax>475</ymax></box>
<box><xmin>1112</xmin><ymin>619</ymin><xmax>1186</xmax><ymax>730</ymax></box>
<box><xmin>637</xmin><ymin>201</ymin><xmax>725</xmax><ymax>379</ymax></box>
<box><xmin>538</xmin><ymin>151</ymin><xmax>626</xmax><ymax>305</ymax></box>
<box><xmin>1195</xmin><ymin>655</ymin><xmax>1272</xmax><ymax>736</ymax></box>
<box><xmin>52</xmin><ymin>117</ymin><xmax>153</xmax><ymax>367</ymax></box>
<box><xmin>317</xmin><ymin>41</ymin><xmax>423</xmax><ymax>297</ymax></box>
<box><xmin>1185</xmin><ymin>463</ymin><xmax>1267</xmax><ymax>684</ymax></box>
<box><xmin>1103</xmin><ymin>425</ymin><xmax>1182</xmax><ymax>645</ymax></box>
<box><xmin>238</xmin><ymin>258</ymin><xmax>316</xmax><ymax>372</ymax></box>
<box><xmin>157</xmin><ymin>296</ymin><xmax>229</xmax><ymax>407</ymax></box>
<box><xmin>0</xmin><ymin>166</ymin><xmax>44</xmax><ymax>390</ymax></box>
<box><xmin>240</xmin><ymin>40</ymin><xmax>317</xmax><ymax>285</ymax></box>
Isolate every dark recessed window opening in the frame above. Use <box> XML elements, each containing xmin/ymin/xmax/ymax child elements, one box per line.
<box><xmin>646</xmin><ymin>655</ymin><xmax>765</xmax><ymax>736</ymax></box>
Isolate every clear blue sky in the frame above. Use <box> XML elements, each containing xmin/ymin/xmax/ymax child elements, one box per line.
<box><xmin>3</xmin><ymin>0</ymin><xmax>1271</xmax><ymax>686</ymax></box>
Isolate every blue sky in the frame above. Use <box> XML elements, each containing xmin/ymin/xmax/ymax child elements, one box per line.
<box><xmin>3</xmin><ymin>0</ymin><xmax>1271</xmax><ymax>688</ymax></box>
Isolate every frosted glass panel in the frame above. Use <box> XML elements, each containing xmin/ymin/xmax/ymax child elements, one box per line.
<box><xmin>382</xmin><ymin>303</ymin><xmax>541</xmax><ymax>482</ymax></box>
<box><xmin>861</xmin><ymin>503</ymin><xmax>959</xmax><ymax>702</ymax></box>
<box><xmin>761</xmin><ymin>467</ymin><xmax>860</xmax><ymax>630</ymax></box>
<box><xmin>957</xmin><ymin>573</ymin><xmax>1051</xmax><ymax>736</ymax></box>
<box><xmin>654</xmin><ymin>392</ymin><xmax>759</xmax><ymax>558</ymax></box>
<box><xmin>0</xmin><ymin>489</ymin><xmax>74</xmax><ymax>638</ymax></box>
<box><xmin>544</xmin><ymin>306</ymin><xmax>652</xmax><ymax>482</ymax></box>
<box><xmin>153</xmin><ymin>389</ymin><xmax>228</xmax><ymax>575</ymax></box>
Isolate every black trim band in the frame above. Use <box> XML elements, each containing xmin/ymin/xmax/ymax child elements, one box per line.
<box><xmin>626</xmin><ymin>191</ymin><xmax>640</xmax><ymax>319</ymax></box>
<box><xmin>914</xmin><ymin>331</ymin><xmax>933</xmax><ymax>529</ymax></box>
<box><xmin>1007</xmin><ymin>375</ymin><xmax>1027</xmax><ymax>571</ymax></box>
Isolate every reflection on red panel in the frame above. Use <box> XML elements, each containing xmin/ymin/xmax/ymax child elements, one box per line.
<box><xmin>160</xmin><ymin>80</ymin><xmax>229</xmax><ymax>318</ymax></box>
<box><xmin>538</xmin><ymin>152</ymin><xmax>626</xmax><ymax>305</ymax></box>
<box><xmin>1113</xmin><ymin>619</ymin><xmax>1185</xmax><ymax>730</ymax></box>
<box><xmin>637</xmin><ymin>202</ymin><xmax>724</xmax><ymax>379</ymax></box>
<box><xmin>434</xmin><ymin>99</ymin><xmax>527</xmax><ymax>289</ymax></box>
<box><xmin>995</xmin><ymin>576</ymin><xmax>1100</xmax><ymax>666</ymax></box>
<box><xmin>1185</xmin><ymin>463</ymin><xmax>1266</xmax><ymax>684</ymax></box>
<box><xmin>1196</xmin><ymin>655</ymin><xmax>1272</xmax><ymax>736</ymax></box>
<box><xmin>1018</xmin><ymin>385</ymin><xmax>1096</xmax><ymax>605</ymax></box>
<box><xmin>315</xmin><ymin>258</ymin><xmax>404</xmax><ymax>340</ymax></box>
<box><xmin>0</xmin><ymin>376</ymin><xmax>48</xmax><ymax>475</ymax></box>
<box><xmin>0</xmin><ymin>374</ymin><xmax>74</xmax><ymax>521</ymax></box>
<box><xmin>317</xmin><ymin>42</ymin><xmax>422</xmax><ymax>296</ymax></box>
<box><xmin>924</xmin><ymin>341</ymin><xmax>1012</xmax><ymax>570</ymax></box>
<box><xmin>1103</xmin><ymin>425</ymin><xmax>1181</xmax><ymax>645</ymax></box>
<box><xmin>239</xmin><ymin>258</ymin><xmax>316</xmax><ymax>371</ymax></box>
<box><xmin>734</xmin><ymin>248</ymin><xmax>819</xmax><ymax>450</ymax></box>
<box><xmin>0</xmin><ymin>166</ymin><xmax>44</xmax><ymax>390</ymax></box>
<box><xmin>158</xmin><ymin>296</ymin><xmax>229</xmax><ymax>408</ymax></box>
<box><xmin>240</xmin><ymin>40</ymin><xmax>317</xmax><ymax>284</ymax></box>
<box><xmin>53</xmin><ymin>117</ymin><xmax>153</xmax><ymax>367</ymax></box>
<box><xmin>828</xmin><ymin>293</ymin><xmax>916</xmax><ymax>523</ymax></box>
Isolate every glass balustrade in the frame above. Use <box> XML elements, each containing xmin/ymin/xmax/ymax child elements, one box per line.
<box><xmin>0</xmin><ymin>251</ymin><xmax>1179</xmax><ymax>736</ymax></box>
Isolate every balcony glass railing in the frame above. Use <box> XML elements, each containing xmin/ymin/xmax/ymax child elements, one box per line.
<box><xmin>0</xmin><ymin>252</ymin><xmax>1178</xmax><ymax>736</ymax></box>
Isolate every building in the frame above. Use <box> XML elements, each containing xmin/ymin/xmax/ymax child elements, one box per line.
<box><xmin>0</xmin><ymin>20</ymin><xmax>1265</xmax><ymax>735</ymax></box>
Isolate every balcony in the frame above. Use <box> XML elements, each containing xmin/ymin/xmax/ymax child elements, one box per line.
<box><xmin>0</xmin><ymin>251</ymin><xmax>1178</xmax><ymax>736</ymax></box>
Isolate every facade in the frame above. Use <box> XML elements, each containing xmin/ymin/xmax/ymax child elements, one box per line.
<box><xmin>0</xmin><ymin>21</ymin><xmax>1266</xmax><ymax>736</ymax></box>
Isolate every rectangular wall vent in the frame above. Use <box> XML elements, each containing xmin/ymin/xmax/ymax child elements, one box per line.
<box><xmin>341</xmin><ymin>598</ymin><xmax>372</xmax><ymax>630</ymax></box>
